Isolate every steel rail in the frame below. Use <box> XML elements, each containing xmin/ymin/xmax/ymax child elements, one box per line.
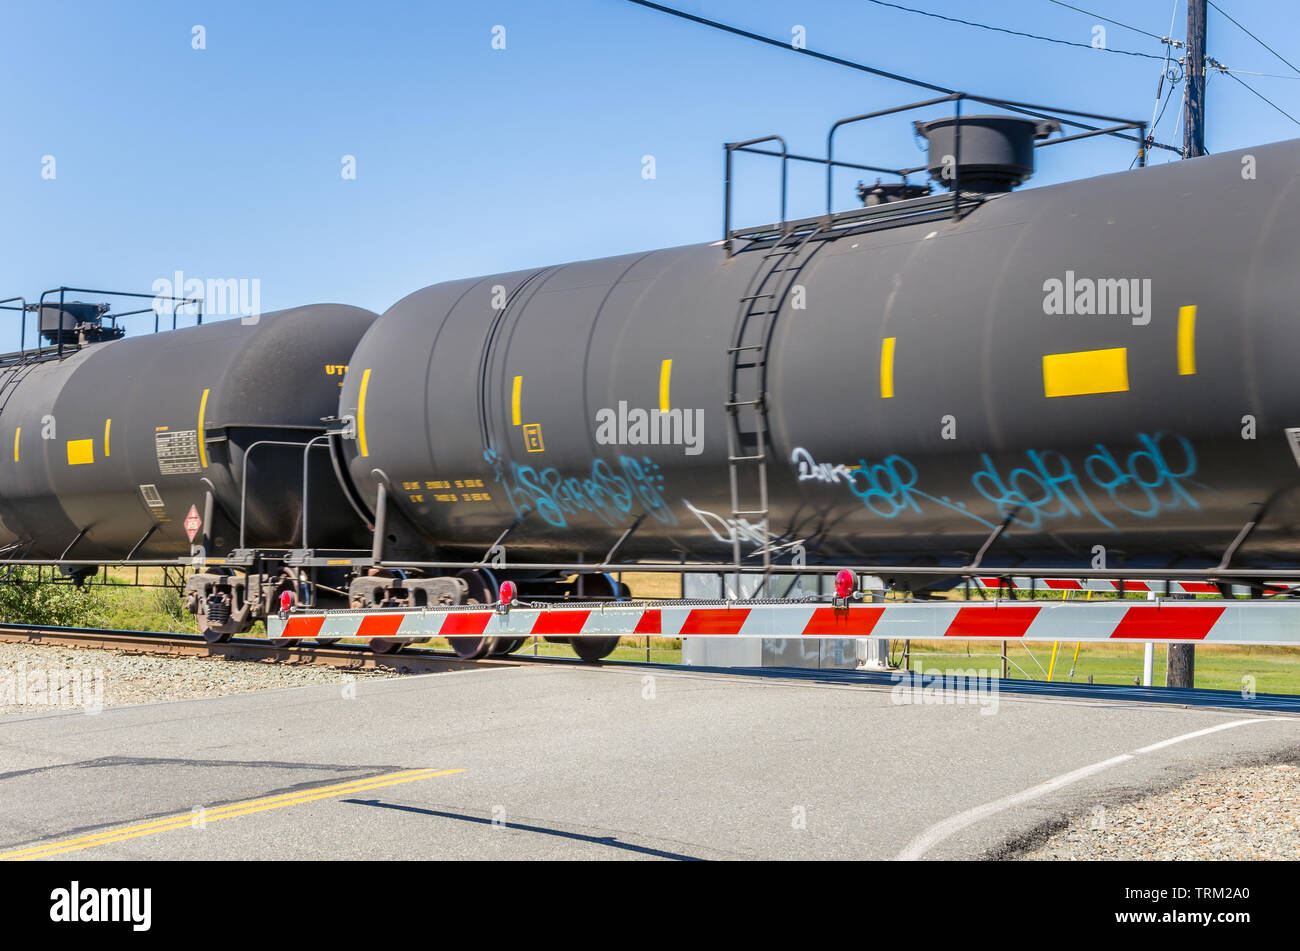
<box><xmin>0</xmin><ymin>624</ymin><xmax>502</xmax><ymax>674</ymax></box>
<box><xmin>4</xmin><ymin>623</ymin><xmax>1296</xmax><ymax>715</ymax></box>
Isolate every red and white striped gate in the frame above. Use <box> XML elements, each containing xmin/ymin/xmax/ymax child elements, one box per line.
<box><xmin>269</xmin><ymin>598</ymin><xmax>1300</xmax><ymax>646</ymax></box>
<box><xmin>973</xmin><ymin>577</ymin><xmax>1297</xmax><ymax>596</ymax></box>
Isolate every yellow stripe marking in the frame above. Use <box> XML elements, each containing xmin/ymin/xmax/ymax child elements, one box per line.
<box><xmin>197</xmin><ymin>388</ymin><xmax>210</xmax><ymax>468</ymax></box>
<box><xmin>511</xmin><ymin>374</ymin><xmax>523</xmax><ymax>426</ymax></box>
<box><xmin>1178</xmin><ymin>305</ymin><xmax>1197</xmax><ymax>375</ymax></box>
<box><xmin>1042</xmin><ymin>347</ymin><xmax>1129</xmax><ymax>398</ymax></box>
<box><xmin>66</xmin><ymin>438</ymin><xmax>94</xmax><ymax>466</ymax></box>
<box><xmin>880</xmin><ymin>337</ymin><xmax>896</xmax><ymax>398</ymax></box>
<box><xmin>357</xmin><ymin>368</ymin><xmax>372</xmax><ymax>457</ymax></box>
<box><xmin>104</xmin><ymin>418</ymin><xmax>111</xmax><ymax>458</ymax></box>
<box><xmin>12</xmin><ymin>427</ymin><xmax>18</xmax><ymax>463</ymax></box>
<box><xmin>659</xmin><ymin>359</ymin><xmax>672</xmax><ymax>413</ymax></box>
<box><xmin>0</xmin><ymin>768</ymin><xmax>463</xmax><ymax>861</ymax></box>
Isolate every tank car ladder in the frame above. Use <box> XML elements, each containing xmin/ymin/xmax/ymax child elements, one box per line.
<box><xmin>0</xmin><ymin>361</ymin><xmax>33</xmax><ymax>415</ymax></box>
<box><xmin>724</xmin><ymin>224</ymin><xmax>822</xmax><ymax>594</ymax></box>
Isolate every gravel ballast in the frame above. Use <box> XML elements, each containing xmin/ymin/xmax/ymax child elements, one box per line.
<box><xmin>0</xmin><ymin>641</ymin><xmax>396</xmax><ymax>714</ymax></box>
<box><xmin>1019</xmin><ymin>762</ymin><xmax>1300</xmax><ymax>860</ymax></box>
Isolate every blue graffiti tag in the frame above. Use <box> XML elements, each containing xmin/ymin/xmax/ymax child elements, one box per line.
<box><xmin>971</xmin><ymin>448</ymin><xmax>1112</xmax><ymax>528</ymax></box>
<box><xmin>840</xmin><ymin>454</ymin><xmax>996</xmax><ymax>528</ymax></box>
<box><xmin>971</xmin><ymin>432</ymin><xmax>1200</xmax><ymax>530</ymax></box>
<box><xmin>794</xmin><ymin>433</ymin><xmax>1203</xmax><ymax>532</ymax></box>
<box><xmin>485</xmin><ymin>449</ymin><xmax>677</xmax><ymax>529</ymax></box>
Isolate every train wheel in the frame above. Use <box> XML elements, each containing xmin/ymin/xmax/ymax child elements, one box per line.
<box><xmin>556</xmin><ymin>573</ymin><xmax>624</xmax><ymax>663</ymax></box>
<box><xmin>448</xmin><ymin>568</ymin><xmax>501</xmax><ymax>659</ymax></box>
<box><xmin>371</xmin><ymin>638</ymin><xmax>404</xmax><ymax>655</ymax></box>
<box><xmin>200</xmin><ymin>624</ymin><xmax>233</xmax><ymax>645</ymax></box>
<box><xmin>491</xmin><ymin>637</ymin><xmax>526</xmax><ymax>656</ymax></box>
<box><xmin>572</xmin><ymin>635</ymin><xmax>621</xmax><ymax>664</ymax></box>
<box><xmin>269</xmin><ymin>637</ymin><xmax>301</xmax><ymax>649</ymax></box>
<box><xmin>315</xmin><ymin>637</ymin><xmax>340</xmax><ymax>646</ymax></box>
<box><xmin>448</xmin><ymin>636</ymin><xmax>494</xmax><ymax>659</ymax></box>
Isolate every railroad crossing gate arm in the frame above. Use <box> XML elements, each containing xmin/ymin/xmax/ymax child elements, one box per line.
<box><xmin>268</xmin><ymin>599</ymin><xmax>1300</xmax><ymax>647</ymax></box>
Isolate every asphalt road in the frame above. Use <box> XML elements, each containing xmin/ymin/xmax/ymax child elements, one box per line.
<box><xmin>1</xmin><ymin>664</ymin><xmax>1297</xmax><ymax>860</ymax></box>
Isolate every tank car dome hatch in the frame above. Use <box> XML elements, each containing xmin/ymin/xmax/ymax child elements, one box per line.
<box><xmin>913</xmin><ymin>114</ymin><xmax>1061</xmax><ymax>192</ymax></box>
<box><xmin>37</xmin><ymin>301</ymin><xmax>123</xmax><ymax>346</ymax></box>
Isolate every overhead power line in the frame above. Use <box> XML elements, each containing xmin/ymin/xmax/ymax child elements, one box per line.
<box><xmin>1046</xmin><ymin>0</ymin><xmax>1165</xmax><ymax>41</ymax></box>
<box><xmin>1146</xmin><ymin>1</ymin><xmax>1180</xmax><ymax>144</ymax></box>
<box><xmin>862</xmin><ymin>0</ymin><xmax>1165</xmax><ymax>60</ymax></box>
<box><xmin>1207</xmin><ymin>0</ymin><xmax>1300</xmax><ymax>78</ymax></box>
<box><xmin>1048</xmin><ymin>1</ymin><xmax>1300</xmax><ymax>132</ymax></box>
<box><xmin>624</xmin><ymin>0</ymin><xmax>951</xmax><ymax>95</ymax></box>
<box><xmin>622</xmin><ymin>0</ymin><xmax>1182</xmax><ymax>154</ymax></box>
<box><xmin>1217</xmin><ymin>68</ymin><xmax>1300</xmax><ymax>81</ymax></box>
<box><xmin>1224</xmin><ymin>71</ymin><xmax>1300</xmax><ymax>127</ymax></box>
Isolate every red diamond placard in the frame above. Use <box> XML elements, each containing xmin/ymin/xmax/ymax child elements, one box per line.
<box><xmin>184</xmin><ymin>505</ymin><xmax>202</xmax><ymax>542</ymax></box>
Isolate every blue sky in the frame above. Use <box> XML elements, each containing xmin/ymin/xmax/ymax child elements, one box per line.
<box><xmin>3</xmin><ymin>0</ymin><xmax>1299</xmax><ymax>336</ymax></box>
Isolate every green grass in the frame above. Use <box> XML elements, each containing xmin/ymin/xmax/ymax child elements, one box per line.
<box><xmin>904</xmin><ymin>640</ymin><xmax>1300</xmax><ymax>694</ymax></box>
<box><xmin>503</xmin><ymin>639</ymin><xmax>682</xmax><ymax>664</ymax></box>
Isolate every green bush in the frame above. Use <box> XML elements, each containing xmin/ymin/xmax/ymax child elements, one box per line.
<box><xmin>0</xmin><ymin>569</ymin><xmax>105</xmax><ymax>627</ymax></box>
<box><xmin>96</xmin><ymin>583</ymin><xmax>194</xmax><ymax>634</ymax></box>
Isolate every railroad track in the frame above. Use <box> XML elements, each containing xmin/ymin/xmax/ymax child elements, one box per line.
<box><xmin>4</xmin><ymin>624</ymin><xmax>1299</xmax><ymax>715</ymax></box>
<box><xmin>0</xmin><ymin>624</ymin><xmax>589</xmax><ymax>675</ymax></box>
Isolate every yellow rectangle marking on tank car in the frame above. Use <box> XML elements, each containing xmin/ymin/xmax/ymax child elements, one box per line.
<box><xmin>357</xmin><ymin>368</ymin><xmax>372</xmax><ymax>457</ymax></box>
<box><xmin>511</xmin><ymin>375</ymin><xmax>522</xmax><ymax>426</ymax></box>
<box><xmin>1042</xmin><ymin>347</ymin><xmax>1129</xmax><ymax>398</ymax></box>
<box><xmin>880</xmin><ymin>337</ymin><xmax>896</xmax><ymax>398</ymax></box>
<box><xmin>197</xmin><ymin>388</ymin><xmax>210</xmax><ymax>468</ymax></box>
<box><xmin>1178</xmin><ymin>305</ymin><xmax>1196</xmax><ymax>375</ymax></box>
<box><xmin>104</xmin><ymin>418</ymin><xmax>111</xmax><ymax>458</ymax></box>
<box><xmin>12</xmin><ymin>427</ymin><xmax>19</xmax><ymax>462</ymax></box>
<box><xmin>67</xmin><ymin>439</ymin><xmax>94</xmax><ymax>466</ymax></box>
<box><xmin>659</xmin><ymin>359</ymin><xmax>672</xmax><ymax>413</ymax></box>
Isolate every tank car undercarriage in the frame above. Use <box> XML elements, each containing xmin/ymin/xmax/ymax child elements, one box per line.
<box><xmin>181</xmin><ymin>560</ymin><xmax>626</xmax><ymax>662</ymax></box>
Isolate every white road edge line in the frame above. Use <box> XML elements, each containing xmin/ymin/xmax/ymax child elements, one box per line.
<box><xmin>895</xmin><ymin>717</ymin><xmax>1275</xmax><ymax>861</ymax></box>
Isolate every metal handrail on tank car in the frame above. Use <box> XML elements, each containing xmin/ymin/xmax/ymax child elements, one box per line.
<box><xmin>0</xmin><ymin>298</ymin><xmax>30</xmax><ymax>366</ymax></box>
<box><xmin>1</xmin><ymin>287</ymin><xmax>204</xmax><ymax>360</ymax></box>
<box><xmin>38</xmin><ymin>286</ymin><xmax>204</xmax><ymax>359</ymax></box>
<box><xmin>237</xmin><ymin>438</ymin><xmax>334</xmax><ymax>550</ymax></box>
<box><xmin>724</xmin><ymin>93</ymin><xmax>1168</xmax><ymax>258</ymax></box>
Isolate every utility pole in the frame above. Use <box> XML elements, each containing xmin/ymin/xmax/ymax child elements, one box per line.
<box><xmin>1183</xmin><ymin>0</ymin><xmax>1207</xmax><ymax>158</ymax></box>
<box><xmin>1168</xmin><ymin>0</ymin><xmax>1207</xmax><ymax>689</ymax></box>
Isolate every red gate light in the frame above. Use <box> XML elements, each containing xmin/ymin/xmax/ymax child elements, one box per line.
<box><xmin>834</xmin><ymin>570</ymin><xmax>856</xmax><ymax>601</ymax></box>
<box><xmin>499</xmin><ymin>580</ymin><xmax>517</xmax><ymax>605</ymax></box>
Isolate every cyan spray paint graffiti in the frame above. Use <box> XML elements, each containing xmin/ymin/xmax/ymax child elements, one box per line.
<box><xmin>793</xmin><ymin>432</ymin><xmax>1202</xmax><ymax>531</ymax></box>
<box><xmin>971</xmin><ymin>432</ymin><xmax>1200</xmax><ymax>530</ymax></box>
<box><xmin>840</xmin><ymin>454</ymin><xmax>995</xmax><ymax>527</ymax></box>
<box><xmin>485</xmin><ymin>449</ymin><xmax>676</xmax><ymax>528</ymax></box>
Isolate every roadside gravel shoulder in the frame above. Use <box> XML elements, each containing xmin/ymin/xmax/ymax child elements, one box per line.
<box><xmin>0</xmin><ymin>641</ymin><xmax>396</xmax><ymax>713</ymax></box>
<box><xmin>1017</xmin><ymin>762</ymin><xmax>1300</xmax><ymax>860</ymax></box>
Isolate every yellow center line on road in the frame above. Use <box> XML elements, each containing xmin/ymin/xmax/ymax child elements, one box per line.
<box><xmin>0</xmin><ymin>767</ymin><xmax>463</xmax><ymax>861</ymax></box>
